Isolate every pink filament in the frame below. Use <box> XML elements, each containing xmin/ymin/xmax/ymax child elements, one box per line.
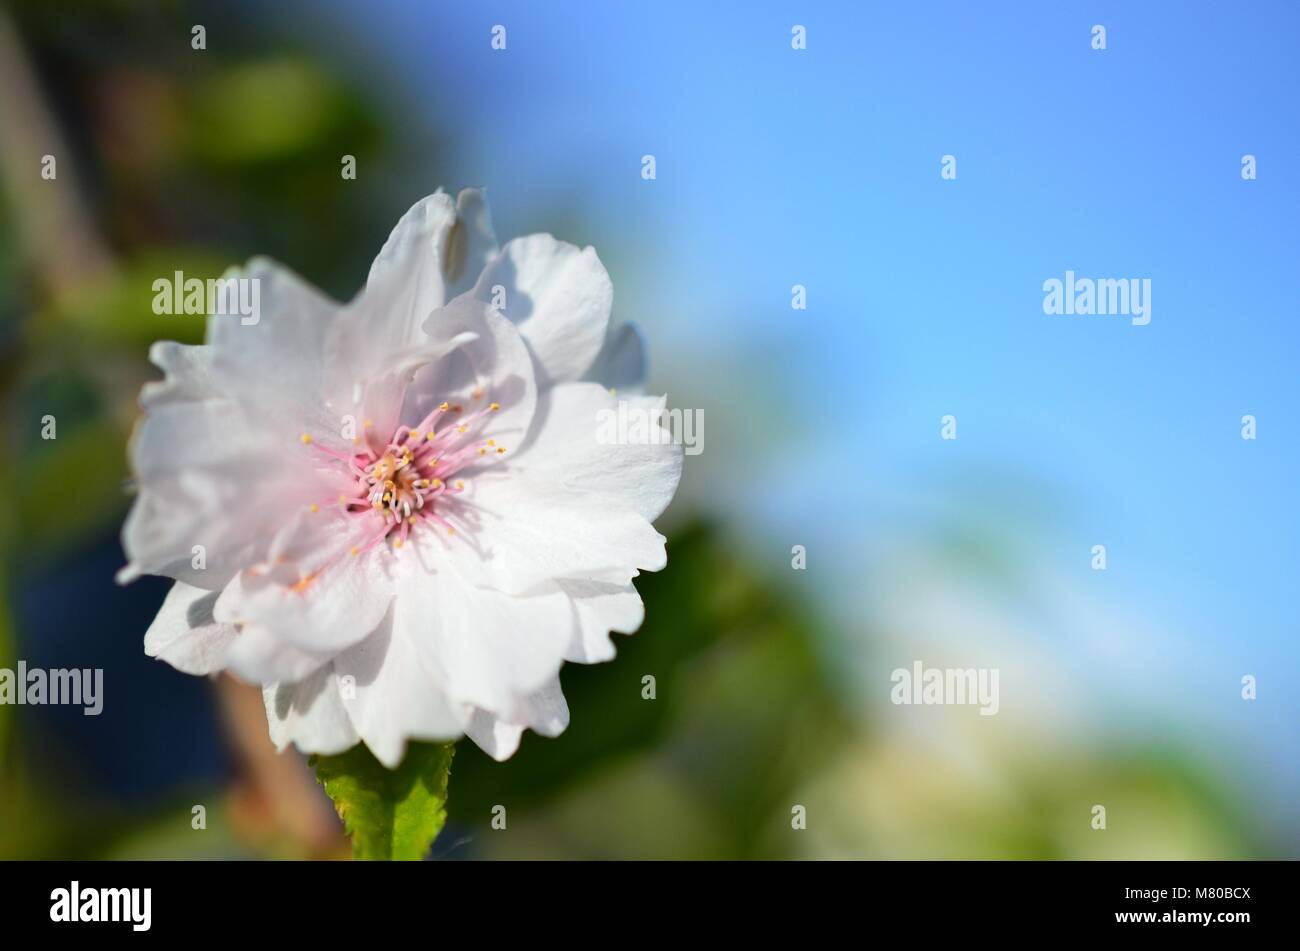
<box><xmin>304</xmin><ymin>395</ymin><xmax>501</xmax><ymax>555</ymax></box>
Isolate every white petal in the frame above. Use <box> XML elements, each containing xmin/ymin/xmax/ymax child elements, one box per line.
<box><xmin>559</xmin><ymin>579</ymin><xmax>645</xmax><ymax>664</ymax></box>
<box><xmin>263</xmin><ymin>664</ymin><xmax>359</xmax><ymax>757</ymax></box>
<box><xmin>330</xmin><ymin>188</ymin><xmax>495</xmax><ymax>406</ymax></box>
<box><xmin>207</xmin><ymin>255</ymin><xmax>341</xmax><ymax>349</ymax></box>
<box><xmin>451</xmin><ymin>475</ymin><xmax>666</xmax><ymax>594</ymax></box>
<box><xmin>122</xmin><ymin>261</ymin><xmax>352</xmax><ymax>587</ymax></box>
<box><xmin>465</xmin><ymin>678</ymin><xmax>570</xmax><ymax>761</ymax></box>
<box><xmin>140</xmin><ymin>341</ymin><xmax>218</xmax><ymax>407</ymax></box>
<box><xmin>442</xmin><ymin>188</ymin><xmax>498</xmax><ymax>299</ymax></box>
<box><xmin>584</xmin><ymin>322</ymin><xmax>647</xmax><ymax>394</ymax></box>
<box><xmin>143</xmin><ymin>581</ymin><xmax>238</xmax><ymax>675</ymax></box>
<box><xmin>205</xmin><ymin>257</ymin><xmax>345</xmax><ymax>442</ymax></box>
<box><xmin>406</xmin><ymin>295</ymin><xmax>537</xmax><ymax>449</ymax></box>
<box><xmin>333</xmin><ymin>603</ymin><xmax>468</xmax><ymax>768</ymax></box>
<box><xmin>473</xmin><ymin>234</ymin><xmax>612</xmax><ymax>384</ymax></box>
<box><xmin>394</xmin><ymin>553</ymin><xmax>572</xmax><ymax>714</ymax></box>
<box><xmin>323</xmin><ymin>193</ymin><xmax>509</xmax><ymax>439</ymax></box>
<box><xmin>225</xmin><ymin>622</ymin><xmax>335</xmax><ymax>684</ymax></box>
<box><xmin>362</xmin><ymin>187</ymin><xmax>496</xmax><ymax>312</ymax></box>
<box><xmin>360</xmin><ymin>191</ymin><xmax>459</xmax><ymax>348</ymax></box>
<box><xmin>324</xmin><ymin>299</ymin><xmax>479</xmax><ymax>451</ymax></box>
<box><xmin>121</xmin><ymin>396</ymin><xmax>346</xmax><ymax>588</ymax></box>
<box><xmin>213</xmin><ymin>545</ymin><xmax>396</xmax><ymax>656</ymax></box>
<box><xmin>463</xmin><ymin>709</ymin><xmax>524</xmax><ymax>761</ymax></box>
<box><xmin>512</xmin><ymin>382</ymin><xmax>683</xmax><ymax>522</ymax></box>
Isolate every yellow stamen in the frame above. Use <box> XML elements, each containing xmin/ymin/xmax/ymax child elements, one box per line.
<box><xmin>289</xmin><ymin>571</ymin><xmax>319</xmax><ymax>592</ymax></box>
<box><xmin>300</xmin><ymin>433</ymin><xmax>313</xmax><ymax>444</ymax></box>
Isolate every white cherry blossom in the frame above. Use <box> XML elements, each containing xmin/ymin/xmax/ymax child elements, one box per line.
<box><xmin>123</xmin><ymin>189</ymin><xmax>682</xmax><ymax>766</ymax></box>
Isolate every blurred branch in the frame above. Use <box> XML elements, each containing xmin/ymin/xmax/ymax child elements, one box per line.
<box><xmin>215</xmin><ymin>676</ymin><xmax>347</xmax><ymax>859</ymax></box>
<box><xmin>0</xmin><ymin>5</ymin><xmax>114</xmax><ymax>293</ymax></box>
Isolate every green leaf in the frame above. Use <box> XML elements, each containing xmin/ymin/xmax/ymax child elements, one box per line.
<box><xmin>311</xmin><ymin>741</ymin><xmax>455</xmax><ymax>861</ymax></box>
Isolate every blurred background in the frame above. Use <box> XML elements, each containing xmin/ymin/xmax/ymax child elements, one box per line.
<box><xmin>1</xmin><ymin>0</ymin><xmax>1296</xmax><ymax>859</ymax></box>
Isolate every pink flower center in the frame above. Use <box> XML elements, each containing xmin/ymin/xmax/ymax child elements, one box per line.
<box><xmin>301</xmin><ymin>394</ymin><xmax>505</xmax><ymax>556</ymax></box>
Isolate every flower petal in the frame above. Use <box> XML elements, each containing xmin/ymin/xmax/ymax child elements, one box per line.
<box><xmin>205</xmin><ymin>257</ymin><xmax>345</xmax><ymax>442</ymax></box>
<box><xmin>558</xmin><ymin>579</ymin><xmax>645</xmax><ymax>664</ymax></box>
<box><xmin>513</xmin><ymin>382</ymin><xmax>683</xmax><ymax>522</ymax></box>
<box><xmin>404</xmin><ymin>293</ymin><xmax>538</xmax><ymax>447</ymax></box>
<box><xmin>393</xmin><ymin>550</ymin><xmax>573</xmax><ymax>713</ymax></box>
<box><xmin>359</xmin><ymin>191</ymin><xmax>459</xmax><ymax>350</ymax></box>
<box><xmin>442</xmin><ymin>188</ymin><xmax>498</xmax><ymax>299</ymax></box>
<box><xmin>324</xmin><ymin>192</ymin><xmax>507</xmax><ymax>440</ymax></box>
<box><xmin>213</xmin><ymin>544</ymin><xmax>396</xmax><ymax>656</ymax></box>
<box><xmin>121</xmin><ymin>259</ymin><xmax>348</xmax><ymax>587</ymax></box>
<box><xmin>332</xmin><ymin>603</ymin><xmax>468</xmax><ymax>768</ymax></box>
<box><xmin>140</xmin><ymin>341</ymin><xmax>218</xmax><ymax>407</ymax></box>
<box><xmin>225</xmin><ymin>622</ymin><xmax>335</xmax><ymax>684</ymax></box>
<box><xmin>451</xmin><ymin>473</ymin><xmax>667</xmax><ymax>594</ymax></box>
<box><xmin>362</xmin><ymin>187</ymin><xmax>497</xmax><ymax>316</ymax></box>
<box><xmin>473</xmin><ymin>234</ymin><xmax>612</xmax><ymax>384</ymax></box>
<box><xmin>120</xmin><ymin>396</ymin><xmax>346</xmax><ymax>588</ymax></box>
<box><xmin>143</xmin><ymin>581</ymin><xmax>238</xmax><ymax>675</ymax></box>
<box><xmin>263</xmin><ymin>664</ymin><xmax>359</xmax><ymax>757</ymax></box>
<box><xmin>463</xmin><ymin>709</ymin><xmax>524</xmax><ymax>761</ymax></box>
<box><xmin>464</xmin><ymin>677</ymin><xmax>570</xmax><ymax>761</ymax></box>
